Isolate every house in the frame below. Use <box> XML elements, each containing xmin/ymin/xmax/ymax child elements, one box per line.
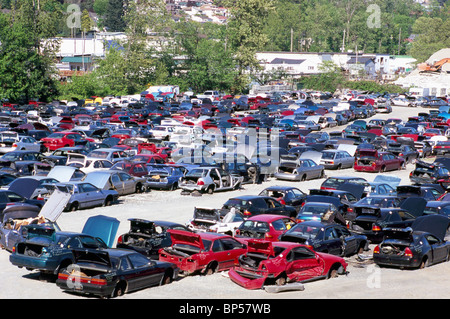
<box><xmin>346</xmin><ymin>56</ymin><xmax>376</xmax><ymax>79</ymax></box>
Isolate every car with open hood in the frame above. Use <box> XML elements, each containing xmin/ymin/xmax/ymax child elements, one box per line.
<box><xmin>410</xmin><ymin>160</ymin><xmax>450</xmax><ymax>185</ymax></box>
<box><xmin>228</xmin><ymin>240</ymin><xmax>348</xmax><ymax>290</ymax></box>
<box><xmin>56</xmin><ymin>248</ymin><xmax>178</xmax><ymax>298</ymax></box>
<box><xmin>146</xmin><ymin>165</ymin><xmax>186</xmax><ymax>190</ymax></box>
<box><xmin>9</xmin><ymin>214</ymin><xmax>119</xmax><ymax>275</ymax></box>
<box><xmin>221</xmin><ymin>195</ymin><xmax>297</xmax><ymax>218</ymax></box>
<box><xmin>83</xmin><ymin>170</ymin><xmax>149</xmax><ymax>195</ymax></box>
<box><xmin>373</xmin><ymin>215</ymin><xmax>450</xmax><ymax>269</ymax></box>
<box><xmin>258</xmin><ymin>186</ymin><xmax>307</xmax><ymax>211</ymax></box>
<box><xmin>234</xmin><ymin>214</ymin><xmax>296</xmax><ymax>242</ymax></box>
<box><xmin>116</xmin><ymin>219</ymin><xmax>191</xmax><ymax>259</ymax></box>
<box><xmin>158</xmin><ymin>229</ymin><xmax>247</xmax><ymax>275</ymax></box>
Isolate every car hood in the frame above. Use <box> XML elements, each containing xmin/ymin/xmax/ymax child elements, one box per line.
<box><xmin>167</xmin><ymin>229</ymin><xmax>204</xmax><ymax>250</ymax></box>
<box><xmin>1</xmin><ymin>203</ymin><xmax>40</xmax><ymax>223</ymax></box>
<box><xmin>247</xmin><ymin>239</ymin><xmax>274</xmax><ymax>257</ymax></box>
<box><xmin>72</xmin><ymin>248</ymin><xmax>112</xmax><ymax>268</ymax></box>
<box><xmin>128</xmin><ymin>218</ymin><xmax>155</xmax><ymax>235</ymax></box>
<box><xmin>193</xmin><ymin>207</ymin><xmax>220</xmax><ymax>222</ymax></box>
<box><xmin>81</xmin><ymin>215</ymin><xmax>120</xmax><ymax>248</ymax></box>
<box><xmin>400</xmin><ymin>197</ymin><xmax>427</xmax><ymax>218</ymax></box>
<box><xmin>66</xmin><ymin>153</ymin><xmax>87</xmax><ymax>166</ymax></box>
<box><xmin>83</xmin><ymin>172</ymin><xmax>111</xmax><ymax>189</ymax></box>
<box><xmin>337</xmin><ymin>183</ymin><xmax>365</xmax><ymax>200</ymax></box>
<box><xmin>47</xmin><ymin>166</ymin><xmax>77</xmax><ymax>182</ymax></box>
<box><xmin>8</xmin><ymin>178</ymin><xmax>41</xmax><ymax>199</ymax></box>
<box><xmin>412</xmin><ymin>215</ymin><xmax>450</xmax><ymax>241</ymax></box>
<box><xmin>373</xmin><ymin>175</ymin><xmax>401</xmax><ymax>188</ymax></box>
<box><xmin>39</xmin><ymin>189</ymin><xmax>72</xmax><ymax>222</ymax></box>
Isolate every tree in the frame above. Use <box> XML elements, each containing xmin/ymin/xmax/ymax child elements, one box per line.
<box><xmin>104</xmin><ymin>0</ymin><xmax>126</xmax><ymax>31</ymax></box>
<box><xmin>224</xmin><ymin>0</ymin><xmax>275</xmax><ymax>93</ymax></box>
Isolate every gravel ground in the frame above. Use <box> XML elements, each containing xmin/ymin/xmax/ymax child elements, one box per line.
<box><xmin>2</xmin><ymin>104</ymin><xmax>450</xmax><ymax>300</ymax></box>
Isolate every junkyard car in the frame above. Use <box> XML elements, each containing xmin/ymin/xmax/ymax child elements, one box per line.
<box><xmin>410</xmin><ymin>160</ymin><xmax>450</xmax><ymax>185</ymax></box>
<box><xmin>354</xmin><ymin>149</ymin><xmax>405</xmax><ymax>173</ymax></box>
<box><xmin>186</xmin><ymin>207</ymin><xmax>222</xmax><ymax>233</ymax></box>
<box><xmin>44</xmin><ymin>182</ymin><xmax>119</xmax><ymax>211</ymax></box>
<box><xmin>228</xmin><ymin>240</ymin><xmax>348</xmax><ymax>289</ymax></box>
<box><xmin>116</xmin><ymin>219</ymin><xmax>191</xmax><ymax>259</ymax></box>
<box><xmin>0</xmin><ymin>204</ymin><xmax>56</xmax><ymax>252</ymax></box>
<box><xmin>319</xmin><ymin>150</ymin><xmax>355</xmax><ymax>170</ymax></box>
<box><xmin>83</xmin><ymin>170</ymin><xmax>149</xmax><ymax>195</ymax></box>
<box><xmin>9</xmin><ymin>215</ymin><xmax>119</xmax><ymax>275</ymax></box>
<box><xmin>146</xmin><ymin>165</ymin><xmax>185</xmax><ymax>190</ymax></box>
<box><xmin>235</xmin><ymin>214</ymin><xmax>296</xmax><ymax>242</ymax></box>
<box><xmin>274</xmin><ymin>156</ymin><xmax>324</xmax><ymax>181</ymax></box>
<box><xmin>179</xmin><ymin>166</ymin><xmax>243</xmax><ymax>194</ymax></box>
<box><xmin>373</xmin><ymin>215</ymin><xmax>450</xmax><ymax>269</ymax></box>
<box><xmin>279</xmin><ymin>221</ymin><xmax>368</xmax><ymax>257</ymax></box>
<box><xmin>158</xmin><ymin>229</ymin><xmax>247</xmax><ymax>275</ymax></box>
<box><xmin>221</xmin><ymin>195</ymin><xmax>297</xmax><ymax>218</ymax></box>
<box><xmin>258</xmin><ymin>186</ymin><xmax>307</xmax><ymax>211</ymax></box>
<box><xmin>56</xmin><ymin>248</ymin><xmax>178</xmax><ymax>298</ymax></box>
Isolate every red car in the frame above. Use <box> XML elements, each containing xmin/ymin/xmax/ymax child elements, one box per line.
<box><xmin>235</xmin><ymin>214</ymin><xmax>296</xmax><ymax>242</ymax></box>
<box><xmin>354</xmin><ymin>149</ymin><xmax>405</xmax><ymax>173</ymax></box>
<box><xmin>158</xmin><ymin>230</ymin><xmax>247</xmax><ymax>275</ymax></box>
<box><xmin>41</xmin><ymin>131</ymin><xmax>91</xmax><ymax>151</ymax></box>
<box><xmin>110</xmin><ymin>160</ymin><xmax>148</xmax><ymax>177</ymax></box>
<box><xmin>228</xmin><ymin>240</ymin><xmax>348</xmax><ymax>290</ymax></box>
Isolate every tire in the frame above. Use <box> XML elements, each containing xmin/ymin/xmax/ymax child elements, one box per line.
<box><xmin>275</xmin><ymin>275</ymin><xmax>286</xmax><ymax>286</ymax></box>
<box><xmin>207</xmin><ymin>186</ymin><xmax>214</xmax><ymax>195</ymax></box>
<box><xmin>69</xmin><ymin>202</ymin><xmax>79</xmax><ymax>212</ymax></box>
<box><xmin>205</xmin><ymin>262</ymin><xmax>217</xmax><ymax>275</ymax></box>
<box><xmin>112</xmin><ymin>282</ymin><xmax>126</xmax><ymax>298</ymax></box>
<box><xmin>419</xmin><ymin>257</ymin><xmax>428</xmax><ymax>269</ymax></box>
<box><xmin>103</xmin><ymin>197</ymin><xmax>112</xmax><ymax>207</ymax></box>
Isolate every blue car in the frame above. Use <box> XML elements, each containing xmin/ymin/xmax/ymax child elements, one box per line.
<box><xmin>295</xmin><ymin>202</ymin><xmax>339</xmax><ymax>223</ymax></box>
<box><xmin>146</xmin><ymin>165</ymin><xmax>186</xmax><ymax>190</ymax></box>
<box><xmin>9</xmin><ymin>215</ymin><xmax>119</xmax><ymax>275</ymax></box>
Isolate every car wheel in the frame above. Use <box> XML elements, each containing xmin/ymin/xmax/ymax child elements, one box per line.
<box><xmin>170</xmin><ymin>183</ymin><xmax>178</xmax><ymax>191</ymax></box>
<box><xmin>112</xmin><ymin>282</ymin><xmax>126</xmax><ymax>298</ymax></box>
<box><xmin>207</xmin><ymin>186</ymin><xmax>214</xmax><ymax>195</ymax></box>
<box><xmin>103</xmin><ymin>197</ymin><xmax>112</xmax><ymax>207</ymax></box>
<box><xmin>419</xmin><ymin>257</ymin><xmax>428</xmax><ymax>269</ymax></box>
<box><xmin>69</xmin><ymin>202</ymin><xmax>78</xmax><ymax>212</ymax></box>
<box><xmin>205</xmin><ymin>262</ymin><xmax>217</xmax><ymax>275</ymax></box>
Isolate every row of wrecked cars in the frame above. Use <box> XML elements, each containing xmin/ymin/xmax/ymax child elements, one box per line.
<box><xmin>3</xmin><ymin>169</ymin><xmax>450</xmax><ymax>298</ymax></box>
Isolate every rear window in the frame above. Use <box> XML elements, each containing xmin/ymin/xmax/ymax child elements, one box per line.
<box><xmin>286</xmin><ymin>224</ymin><xmax>320</xmax><ymax>239</ymax></box>
<box><xmin>322</xmin><ymin>178</ymin><xmax>346</xmax><ymax>188</ymax></box>
<box><xmin>240</xmin><ymin>221</ymin><xmax>270</xmax><ymax>232</ymax></box>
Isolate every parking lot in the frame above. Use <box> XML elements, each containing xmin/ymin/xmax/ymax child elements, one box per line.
<box><xmin>2</xmin><ymin>104</ymin><xmax>450</xmax><ymax>300</ymax></box>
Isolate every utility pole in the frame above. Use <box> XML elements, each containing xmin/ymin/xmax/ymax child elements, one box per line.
<box><xmin>398</xmin><ymin>27</ymin><xmax>401</xmax><ymax>55</ymax></box>
<box><xmin>290</xmin><ymin>28</ymin><xmax>293</xmax><ymax>52</ymax></box>
<box><xmin>342</xmin><ymin>29</ymin><xmax>346</xmax><ymax>52</ymax></box>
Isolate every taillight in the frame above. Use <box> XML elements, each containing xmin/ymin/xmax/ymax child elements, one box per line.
<box><xmin>404</xmin><ymin>247</ymin><xmax>413</xmax><ymax>257</ymax></box>
<box><xmin>372</xmin><ymin>224</ymin><xmax>382</xmax><ymax>232</ymax></box>
<box><xmin>12</xmin><ymin>246</ymin><xmax>15</xmax><ymax>253</ymax></box>
<box><xmin>117</xmin><ymin>235</ymin><xmax>123</xmax><ymax>244</ymax></box>
<box><xmin>373</xmin><ymin>245</ymin><xmax>380</xmax><ymax>254</ymax></box>
<box><xmin>12</xmin><ymin>143</ymin><xmax>17</xmax><ymax>148</ymax></box>
<box><xmin>265</xmin><ymin>233</ymin><xmax>273</xmax><ymax>239</ymax></box>
<box><xmin>243</xmin><ymin>210</ymin><xmax>251</xmax><ymax>216</ymax></box>
<box><xmin>235</xmin><ymin>229</ymin><xmax>240</xmax><ymax>235</ymax></box>
<box><xmin>197</xmin><ymin>180</ymin><xmax>204</xmax><ymax>186</ymax></box>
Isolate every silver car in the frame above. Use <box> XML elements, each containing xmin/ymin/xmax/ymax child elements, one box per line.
<box><xmin>274</xmin><ymin>156</ymin><xmax>325</xmax><ymax>181</ymax></box>
<box><xmin>319</xmin><ymin>150</ymin><xmax>355</xmax><ymax>170</ymax></box>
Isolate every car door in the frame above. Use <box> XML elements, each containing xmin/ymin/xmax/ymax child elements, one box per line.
<box><xmin>336</xmin><ymin>226</ymin><xmax>358</xmax><ymax>256</ymax></box>
<box><xmin>425</xmin><ymin>234</ymin><xmax>449</xmax><ymax>264</ymax></box>
<box><xmin>217</xmin><ymin>237</ymin><xmax>246</xmax><ymax>270</ymax></box>
<box><xmin>118</xmin><ymin>172</ymin><xmax>135</xmax><ymax>194</ymax></box>
<box><xmin>286</xmin><ymin>247</ymin><xmax>324</xmax><ymax>282</ymax></box>
<box><xmin>265</xmin><ymin>198</ymin><xmax>286</xmax><ymax>216</ymax></box>
<box><xmin>322</xmin><ymin>226</ymin><xmax>342</xmax><ymax>256</ymax></box>
<box><xmin>80</xmin><ymin>183</ymin><xmax>104</xmax><ymax>207</ymax></box>
<box><xmin>127</xmin><ymin>253</ymin><xmax>163</xmax><ymax>290</ymax></box>
<box><xmin>110</xmin><ymin>173</ymin><xmax>124</xmax><ymax>194</ymax></box>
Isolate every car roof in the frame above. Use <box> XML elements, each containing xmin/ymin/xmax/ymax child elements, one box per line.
<box><xmin>247</xmin><ymin>214</ymin><xmax>289</xmax><ymax>222</ymax></box>
<box><xmin>263</xmin><ymin>186</ymin><xmax>300</xmax><ymax>191</ymax></box>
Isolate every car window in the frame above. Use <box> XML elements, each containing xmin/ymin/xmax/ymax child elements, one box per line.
<box><xmin>6</xmin><ymin>192</ymin><xmax>24</xmax><ymax>202</ymax></box>
<box><xmin>220</xmin><ymin>238</ymin><xmax>243</xmax><ymax>250</ymax></box>
<box><xmin>128</xmin><ymin>253</ymin><xmax>151</xmax><ymax>269</ymax></box>
<box><xmin>290</xmin><ymin>247</ymin><xmax>316</xmax><ymax>260</ymax></box>
<box><xmin>120</xmin><ymin>256</ymin><xmax>133</xmax><ymax>271</ymax></box>
<box><xmin>212</xmin><ymin>239</ymin><xmax>223</xmax><ymax>252</ymax></box>
<box><xmin>271</xmin><ymin>219</ymin><xmax>287</xmax><ymax>231</ymax></box>
<box><xmin>81</xmin><ymin>183</ymin><xmax>98</xmax><ymax>192</ymax></box>
<box><xmin>324</xmin><ymin>227</ymin><xmax>338</xmax><ymax>240</ymax></box>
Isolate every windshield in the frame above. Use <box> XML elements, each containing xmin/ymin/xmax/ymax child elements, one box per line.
<box><xmin>286</xmin><ymin>224</ymin><xmax>320</xmax><ymax>239</ymax></box>
<box><xmin>186</xmin><ymin>169</ymin><xmax>207</xmax><ymax>177</ymax></box>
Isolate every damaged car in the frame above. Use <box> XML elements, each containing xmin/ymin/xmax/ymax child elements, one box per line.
<box><xmin>354</xmin><ymin>149</ymin><xmax>405</xmax><ymax>173</ymax></box>
<box><xmin>158</xmin><ymin>229</ymin><xmax>247</xmax><ymax>275</ymax></box>
<box><xmin>409</xmin><ymin>160</ymin><xmax>450</xmax><ymax>185</ymax></box>
<box><xmin>116</xmin><ymin>219</ymin><xmax>191</xmax><ymax>259</ymax></box>
<box><xmin>9</xmin><ymin>214</ymin><xmax>119</xmax><ymax>275</ymax></box>
<box><xmin>56</xmin><ymin>248</ymin><xmax>178</xmax><ymax>298</ymax></box>
<box><xmin>179</xmin><ymin>166</ymin><xmax>243</xmax><ymax>194</ymax></box>
<box><xmin>373</xmin><ymin>215</ymin><xmax>450</xmax><ymax>269</ymax></box>
<box><xmin>274</xmin><ymin>155</ymin><xmax>324</xmax><ymax>181</ymax></box>
<box><xmin>228</xmin><ymin>240</ymin><xmax>348</xmax><ymax>290</ymax></box>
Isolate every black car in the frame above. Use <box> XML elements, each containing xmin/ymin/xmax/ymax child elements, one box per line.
<box><xmin>116</xmin><ymin>219</ymin><xmax>191</xmax><ymax>259</ymax></box>
<box><xmin>386</xmin><ymin>143</ymin><xmax>419</xmax><ymax>164</ymax></box>
<box><xmin>351</xmin><ymin>195</ymin><xmax>402</xmax><ymax>221</ymax></box>
<box><xmin>373</xmin><ymin>215</ymin><xmax>450</xmax><ymax>269</ymax></box>
<box><xmin>56</xmin><ymin>248</ymin><xmax>178</xmax><ymax>298</ymax></box>
<box><xmin>350</xmin><ymin>203</ymin><xmax>424</xmax><ymax>244</ymax></box>
<box><xmin>0</xmin><ymin>189</ymin><xmax>43</xmax><ymax>213</ymax></box>
<box><xmin>221</xmin><ymin>195</ymin><xmax>297</xmax><ymax>218</ymax></box>
<box><xmin>410</xmin><ymin>160</ymin><xmax>450</xmax><ymax>185</ymax></box>
<box><xmin>258</xmin><ymin>186</ymin><xmax>307</xmax><ymax>211</ymax></box>
<box><xmin>279</xmin><ymin>221</ymin><xmax>369</xmax><ymax>257</ymax></box>
<box><xmin>423</xmin><ymin>201</ymin><xmax>450</xmax><ymax>218</ymax></box>
<box><xmin>396</xmin><ymin>185</ymin><xmax>442</xmax><ymax>201</ymax></box>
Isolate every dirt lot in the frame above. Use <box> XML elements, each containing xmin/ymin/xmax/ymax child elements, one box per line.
<box><xmin>2</xmin><ymin>105</ymin><xmax>450</xmax><ymax>300</ymax></box>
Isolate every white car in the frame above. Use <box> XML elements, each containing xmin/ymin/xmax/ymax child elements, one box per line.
<box><xmin>0</xmin><ymin>133</ymin><xmax>41</xmax><ymax>154</ymax></box>
<box><xmin>66</xmin><ymin>153</ymin><xmax>114</xmax><ymax>174</ymax></box>
<box><xmin>391</xmin><ymin>97</ymin><xmax>412</xmax><ymax>107</ymax></box>
<box><xmin>208</xmin><ymin>210</ymin><xmax>245</xmax><ymax>236</ymax></box>
<box><xmin>149</xmin><ymin>125</ymin><xmax>175</xmax><ymax>140</ymax></box>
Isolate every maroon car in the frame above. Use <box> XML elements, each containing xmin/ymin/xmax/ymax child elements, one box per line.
<box><xmin>354</xmin><ymin>149</ymin><xmax>405</xmax><ymax>173</ymax></box>
<box><xmin>110</xmin><ymin>160</ymin><xmax>149</xmax><ymax>177</ymax></box>
<box><xmin>158</xmin><ymin>230</ymin><xmax>247</xmax><ymax>275</ymax></box>
<box><xmin>229</xmin><ymin>240</ymin><xmax>348</xmax><ymax>290</ymax></box>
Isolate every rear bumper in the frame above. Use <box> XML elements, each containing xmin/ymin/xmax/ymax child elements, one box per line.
<box><xmin>228</xmin><ymin>268</ymin><xmax>267</xmax><ymax>290</ymax></box>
